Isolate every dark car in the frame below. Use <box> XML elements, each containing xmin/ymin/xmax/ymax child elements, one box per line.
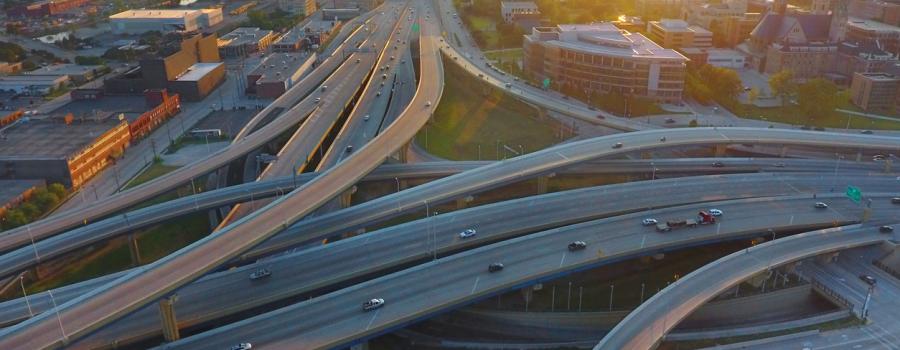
<box><xmin>588</xmin><ymin>106</ymin><xmax>597</xmax><ymax>111</ymax></box>
<box><xmin>249</xmin><ymin>268</ymin><xmax>271</xmax><ymax>280</ymax></box>
<box><xmin>568</xmin><ymin>241</ymin><xmax>587</xmax><ymax>251</ymax></box>
<box><xmin>712</xmin><ymin>162</ymin><xmax>725</xmax><ymax>167</ymax></box>
<box><xmin>859</xmin><ymin>274</ymin><xmax>877</xmax><ymax>286</ymax></box>
<box><xmin>612</xmin><ymin>142</ymin><xmax>623</xmax><ymax>149</ymax></box>
<box><xmin>665</xmin><ymin>118</ymin><xmax>676</xmax><ymax>124</ymax></box>
<box><xmin>861</xmin><ymin>130</ymin><xmax>874</xmax><ymax>135</ymax></box>
<box><xmin>892</xmin><ymin>197</ymin><xmax>900</xmax><ymax>204</ymax></box>
<box><xmin>488</xmin><ymin>262</ymin><xmax>504</xmax><ymax>273</ymax></box>
<box><xmin>880</xmin><ymin>225</ymin><xmax>894</xmax><ymax>233</ymax></box>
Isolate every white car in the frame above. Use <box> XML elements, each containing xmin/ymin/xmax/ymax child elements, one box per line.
<box><xmin>641</xmin><ymin>218</ymin><xmax>658</xmax><ymax>226</ymax></box>
<box><xmin>814</xmin><ymin>202</ymin><xmax>828</xmax><ymax>209</ymax></box>
<box><xmin>363</xmin><ymin>298</ymin><xmax>385</xmax><ymax>311</ymax></box>
<box><xmin>230</xmin><ymin>343</ymin><xmax>252</xmax><ymax>350</ymax></box>
<box><xmin>459</xmin><ymin>228</ymin><xmax>477</xmax><ymax>238</ymax></box>
<box><xmin>708</xmin><ymin>209</ymin><xmax>723</xmax><ymax>216</ymax></box>
<box><xmin>248</xmin><ymin>268</ymin><xmax>271</xmax><ymax>280</ymax></box>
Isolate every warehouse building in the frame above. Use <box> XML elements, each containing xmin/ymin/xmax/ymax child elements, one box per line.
<box><xmin>0</xmin><ymin>116</ymin><xmax>131</xmax><ymax>188</ymax></box>
<box><xmin>247</xmin><ymin>53</ymin><xmax>316</xmax><ymax>98</ymax></box>
<box><xmin>0</xmin><ymin>75</ymin><xmax>69</xmax><ymax>95</ymax></box>
<box><xmin>25</xmin><ymin>64</ymin><xmax>105</xmax><ymax>84</ymax></box>
<box><xmin>109</xmin><ymin>8</ymin><xmax>223</xmax><ymax>34</ymax></box>
<box><xmin>169</xmin><ymin>62</ymin><xmax>226</xmax><ymax>101</ymax></box>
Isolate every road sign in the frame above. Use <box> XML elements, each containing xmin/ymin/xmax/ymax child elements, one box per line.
<box><xmin>846</xmin><ymin>186</ymin><xmax>862</xmax><ymax>203</ymax></box>
<box><xmin>412</xmin><ymin>23</ymin><xmax>420</xmax><ymax>32</ymax></box>
<box><xmin>542</xmin><ymin>78</ymin><xmax>551</xmax><ymax>89</ymax></box>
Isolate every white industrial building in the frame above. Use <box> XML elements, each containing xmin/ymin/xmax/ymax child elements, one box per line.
<box><xmin>109</xmin><ymin>9</ymin><xmax>223</xmax><ymax>34</ymax></box>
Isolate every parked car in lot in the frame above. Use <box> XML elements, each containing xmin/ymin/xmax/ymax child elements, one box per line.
<box><xmin>363</xmin><ymin>298</ymin><xmax>385</xmax><ymax>311</ymax></box>
<box><xmin>249</xmin><ymin>268</ymin><xmax>271</xmax><ymax>280</ymax></box>
<box><xmin>488</xmin><ymin>262</ymin><xmax>504</xmax><ymax>272</ymax></box>
<box><xmin>568</xmin><ymin>241</ymin><xmax>587</xmax><ymax>251</ymax></box>
<box><xmin>642</xmin><ymin>218</ymin><xmax>658</xmax><ymax>226</ymax></box>
<box><xmin>814</xmin><ymin>202</ymin><xmax>828</xmax><ymax>209</ymax></box>
<box><xmin>859</xmin><ymin>274</ymin><xmax>877</xmax><ymax>286</ymax></box>
<box><xmin>459</xmin><ymin>228</ymin><xmax>477</xmax><ymax>238</ymax></box>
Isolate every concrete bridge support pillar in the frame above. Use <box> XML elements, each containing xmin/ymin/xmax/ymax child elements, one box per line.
<box><xmin>536</xmin><ymin>173</ymin><xmax>556</xmax><ymax>194</ymax></box>
<box><xmin>856</xmin><ymin>152</ymin><xmax>863</xmax><ymax>162</ymax></box>
<box><xmin>397</xmin><ymin>142</ymin><xmax>411</xmax><ymax>163</ymax></box>
<box><xmin>158</xmin><ymin>295</ymin><xmax>180</xmax><ymax>342</ymax></box>
<box><xmin>456</xmin><ymin>195</ymin><xmax>474</xmax><ymax>209</ymax></box>
<box><xmin>714</xmin><ymin>144</ymin><xmax>728</xmax><ymax>157</ymax></box>
<box><xmin>128</xmin><ymin>233</ymin><xmax>141</xmax><ymax>267</ymax></box>
<box><xmin>885</xmin><ymin>159</ymin><xmax>892</xmax><ymax>173</ymax></box>
<box><xmin>340</xmin><ymin>186</ymin><xmax>358</xmax><ymax>208</ymax></box>
<box><xmin>816</xmin><ymin>252</ymin><xmax>840</xmax><ymax>265</ymax></box>
<box><xmin>780</xmin><ymin>146</ymin><xmax>789</xmax><ymax>158</ymax></box>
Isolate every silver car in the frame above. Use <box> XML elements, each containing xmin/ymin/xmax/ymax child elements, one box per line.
<box><xmin>459</xmin><ymin>228</ymin><xmax>477</xmax><ymax>238</ymax></box>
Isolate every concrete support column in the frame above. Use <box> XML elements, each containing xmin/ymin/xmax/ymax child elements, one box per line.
<box><xmin>158</xmin><ymin>295</ymin><xmax>180</xmax><ymax>342</ymax></box>
<box><xmin>536</xmin><ymin>172</ymin><xmax>556</xmax><ymax>194</ymax></box>
<box><xmin>856</xmin><ymin>152</ymin><xmax>863</xmax><ymax>162</ymax></box>
<box><xmin>340</xmin><ymin>185</ymin><xmax>358</xmax><ymax>208</ymax></box>
<box><xmin>816</xmin><ymin>252</ymin><xmax>840</xmax><ymax>265</ymax></box>
<box><xmin>780</xmin><ymin>146</ymin><xmax>789</xmax><ymax>158</ymax></box>
<box><xmin>456</xmin><ymin>195</ymin><xmax>474</xmax><ymax>209</ymax></box>
<box><xmin>397</xmin><ymin>142</ymin><xmax>410</xmax><ymax>163</ymax></box>
<box><xmin>714</xmin><ymin>144</ymin><xmax>727</xmax><ymax>157</ymax></box>
<box><xmin>128</xmin><ymin>234</ymin><xmax>141</xmax><ymax>266</ymax></box>
<box><xmin>885</xmin><ymin>159</ymin><xmax>892</xmax><ymax>173</ymax></box>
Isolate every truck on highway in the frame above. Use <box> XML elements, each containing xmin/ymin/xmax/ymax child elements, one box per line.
<box><xmin>656</xmin><ymin>211</ymin><xmax>716</xmax><ymax>232</ymax></box>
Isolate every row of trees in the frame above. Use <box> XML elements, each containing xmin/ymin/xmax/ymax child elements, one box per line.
<box><xmin>245</xmin><ymin>9</ymin><xmax>301</xmax><ymax>32</ymax></box>
<box><xmin>3</xmin><ymin>183</ymin><xmax>67</xmax><ymax>230</ymax></box>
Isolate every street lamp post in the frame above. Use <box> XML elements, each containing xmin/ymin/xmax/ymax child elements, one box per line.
<box><xmin>831</xmin><ymin>154</ymin><xmax>843</xmax><ymax>192</ymax></box>
<box><xmin>19</xmin><ymin>276</ymin><xmax>33</xmax><ymax>317</ymax></box>
<box><xmin>395</xmin><ymin>177</ymin><xmax>401</xmax><ymax>192</ymax></box>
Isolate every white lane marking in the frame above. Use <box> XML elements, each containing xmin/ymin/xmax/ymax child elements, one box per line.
<box><xmin>716</xmin><ymin>223</ymin><xmax>721</xmax><ymax>235</ymax></box>
<box><xmin>789</xmin><ymin>215</ymin><xmax>794</xmax><ymax>225</ymax></box>
<box><xmin>861</xmin><ymin>326</ymin><xmax>894</xmax><ymax>350</ymax></box>
<box><xmin>640</xmin><ymin>235</ymin><xmax>646</xmax><ymax>249</ymax></box>
<box><xmin>556</xmin><ymin>152</ymin><xmax>569</xmax><ymax>160</ymax></box>
<box><xmin>559</xmin><ymin>252</ymin><xmax>567</xmax><ymax>267</ymax></box>
<box><xmin>365</xmin><ymin>309</ymin><xmax>381</xmax><ymax>330</ymax></box>
<box><xmin>471</xmin><ymin>276</ymin><xmax>480</xmax><ymax>294</ymax></box>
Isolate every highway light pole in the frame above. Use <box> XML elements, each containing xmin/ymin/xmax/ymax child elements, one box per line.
<box><xmin>831</xmin><ymin>154</ymin><xmax>843</xmax><ymax>192</ymax></box>
<box><xmin>47</xmin><ymin>290</ymin><xmax>67</xmax><ymax>342</ymax></box>
<box><xmin>395</xmin><ymin>177</ymin><xmax>401</xmax><ymax>192</ymax></box>
<box><xmin>609</xmin><ymin>284</ymin><xmax>615</xmax><ymax>311</ymax></box>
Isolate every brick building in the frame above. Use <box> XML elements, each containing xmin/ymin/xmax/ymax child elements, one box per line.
<box><xmin>647</xmin><ymin>19</ymin><xmax>713</xmax><ymax>48</ymax></box>
<box><xmin>9</xmin><ymin>0</ymin><xmax>90</xmax><ymax>18</ymax></box>
<box><xmin>850</xmin><ymin>72</ymin><xmax>899</xmax><ymax>112</ymax></box>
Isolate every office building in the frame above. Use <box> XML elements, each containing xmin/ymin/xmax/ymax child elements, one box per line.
<box><xmin>272</xmin><ymin>28</ymin><xmax>309</xmax><ymax>52</ymax></box>
<box><xmin>24</xmin><ymin>64</ymin><xmax>104</xmax><ymax>84</ymax></box>
<box><xmin>636</xmin><ymin>0</ymin><xmax>683</xmax><ymax>20</ymax></box>
<box><xmin>647</xmin><ymin>19</ymin><xmax>713</xmax><ymax>48</ymax></box>
<box><xmin>109</xmin><ymin>8</ymin><xmax>223</xmax><ymax>34</ymax></box>
<box><xmin>218</xmin><ymin>27</ymin><xmax>276</xmax><ymax>58</ymax></box>
<box><xmin>849</xmin><ymin>0</ymin><xmax>900</xmax><ymax>27</ymax></box>
<box><xmin>849</xmin><ymin>72</ymin><xmax>899</xmax><ymax>111</ymax></box>
<box><xmin>278</xmin><ymin>0</ymin><xmax>317</xmax><ymax>17</ymax></box>
<box><xmin>679</xmin><ymin>47</ymin><xmax>747</xmax><ymax>68</ymax></box>
<box><xmin>523</xmin><ymin>23</ymin><xmax>688</xmax><ymax>103</ymax></box>
<box><xmin>500</xmin><ymin>1</ymin><xmax>539</xmax><ymax>24</ymax></box>
<box><xmin>682</xmin><ymin>0</ymin><xmax>749</xmax><ymax>29</ymax></box>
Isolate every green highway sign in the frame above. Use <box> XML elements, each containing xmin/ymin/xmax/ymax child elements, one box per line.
<box><xmin>412</xmin><ymin>23</ymin><xmax>420</xmax><ymax>32</ymax></box>
<box><xmin>846</xmin><ymin>186</ymin><xmax>862</xmax><ymax>203</ymax></box>
<box><xmin>542</xmin><ymin>78</ymin><xmax>551</xmax><ymax>89</ymax></box>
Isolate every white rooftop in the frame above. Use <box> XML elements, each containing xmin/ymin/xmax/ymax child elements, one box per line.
<box><xmin>501</xmin><ymin>1</ymin><xmax>538</xmax><ymax>10</ymax></box>
<box><xmin>109</xmin><ymin>9</ymin><xmax>206</xmax><ymax>19</ymax></box>
<box><xmin>546</xmin><ymin>23</ymin><xmax>687</xmax><ymax>60</ymax></box>
<box><xmin>176</xmin><ymin>62</ymin><xmax>222</xmax><ymax>81</ymax></box>
<box><xmin>654</xmin><ymin>19</ymin><xmax>713</xmax><ymax>34</ymax></box>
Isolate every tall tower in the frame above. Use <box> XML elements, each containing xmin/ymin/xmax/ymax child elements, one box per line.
<box><xmin>829</xmin><ymin>0</ymin><xmax>847</xmax><ymax>42</ymax></box>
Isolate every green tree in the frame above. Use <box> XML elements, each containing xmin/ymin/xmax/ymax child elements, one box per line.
<box><xmin>4</xmin><ymin>209</ymin><xmax>28</xmax><ymax>229</ymax></box>
<box><xmin>75</xmin><ymin>55</ymin><xmax>105</xmax><ymax>65</ymax></box>
<box><xmin>768</xmin><ymin>70</ymin><xmax>796</xmax><ymax>107</ymax></box>
<box><xmin>689</xmin><ymin>119</ymin><xmax>699</xmax><ymax>127</ymax></box>
<box><xmin>32</xmin><ymin>190</ymin><xmax>60</xmax><ymax>212</ymax></box>
<box><xmin>797</xmin><ymin>78</ymin><xmax>839</xmax><ymax>119</ymax></box>
<box><xmin>0</xmin><ymin>41</ymin><xmax>26</xmax><ymax>62</ymax></box>
<box><xmin>48</xmin><ymin>183</ymin><xmax>67</xmax><ymax>198</ymax></box>
<box><xmin>19</xmin><ymin>202</ymin><xmax>40</xmax><ymax>220</ymax></box>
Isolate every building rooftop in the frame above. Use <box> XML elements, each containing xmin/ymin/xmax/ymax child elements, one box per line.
<box><xmin>25</xmin><ymin>64</ymin><xmax>102</xmax><ymax>76</ymax></box>
<box><xmin>0</xmin><ymin>179</ymin><xmax>45</xmax><ymax>205</ymax></box>
<box><xmin>274</xmin><ymin>27</ymin><xmax>308</xmax><ymax>46</ymax></box>
<box><xmin>653</xmin><ymin>19</ymin><xmax>713</xmax><ymax>34</ymax></box>
<box><xmin>0</xmin><ymin>118</ymin><xmax>123</xmax><ymax>160</ymax></box>
<box><xmin>109</xmin><ymin>9</ymin><xmax>206</xmax><ymax>20</ymax></box>
<box><xmin>679</xmin><ymin>47</ymin><xmax>745</xmax><ymax>55</ymax></box>
<box><xmin>175</xmin><ymin>62</ymin><xmax>223</xmax><ymax>81</ymax></box>
<box><xmin>252</xmin><ymin>53</ymin><xmax>311</xmax><ymax>83</ymax></box>
<box><xmin>847</xmin><ymin>17</ymin><xmax>900</xmax><ymax>33</ymax></box>
<box><xmin>501</xmin><ymin>1</ymin><xmax>538</xmax><ymax>11</ymax></box>
<box><xmin>857</xmin><ymin>72</ymin><xmax>899</xmax><ymax>81</ymax></box>
<box><xmin>533</xmin><ymin>23</ymin><xmax>687</xmax><ymax>60</ymax></box>
<box><xmin>218</xmin><ymin>27</ymin><xmax>273</xmax><ymax>47</ymax></box>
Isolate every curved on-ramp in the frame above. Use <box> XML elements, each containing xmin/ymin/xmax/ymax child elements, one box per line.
<box><xmin>594</xmin><ymin>224</ymin><xmax>889</xmax><ymax>350</ymax></box>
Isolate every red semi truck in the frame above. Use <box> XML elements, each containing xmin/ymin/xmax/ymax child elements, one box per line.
<box><xmin>656</xmin><ymin>211</ymin><xmax>716</xmax><ymax>232</ymax></box>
